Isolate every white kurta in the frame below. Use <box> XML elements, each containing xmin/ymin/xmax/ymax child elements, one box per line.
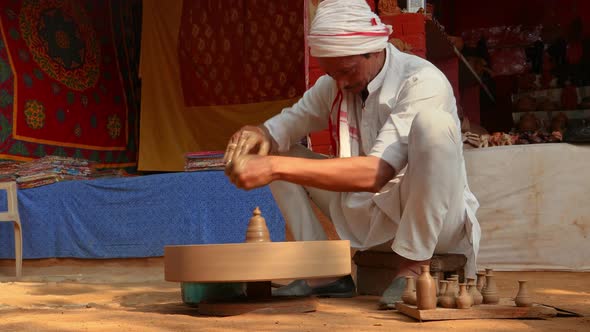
<box><xmin>264</xmin><ymin>44</ymin><xmax>481</xmax><ymax>277</ymax></box>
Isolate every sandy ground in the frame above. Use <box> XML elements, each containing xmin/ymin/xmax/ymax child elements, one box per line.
<box><xmin>0</xmin><ymin>258</ymin><xmax>588</xmax><ymax>331</ymax></box>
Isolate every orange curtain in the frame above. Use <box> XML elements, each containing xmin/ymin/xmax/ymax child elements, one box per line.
<box><xmin>139</xmin><ymin>0</ymin><xmax>304</xmax><ymax>171</ymax></box>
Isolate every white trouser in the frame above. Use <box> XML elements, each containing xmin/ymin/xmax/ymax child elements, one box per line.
<box><xmin>269</xmin><ymin>109</ymin><xmax>476</xmax><ymax>277</ymax></box>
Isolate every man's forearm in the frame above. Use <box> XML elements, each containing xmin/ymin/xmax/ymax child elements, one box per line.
<box><xmin>270</xmin><ymin>155</ymin><xmax>395</xmax><ymax>192</ymax></box>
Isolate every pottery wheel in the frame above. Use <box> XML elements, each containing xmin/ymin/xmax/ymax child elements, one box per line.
<box><xmin>165</xmin><ymin>240</ymin><xmax>351</xmax><ymax>282</ymax></box>
<box><xmin>165</xmin><ymin>240</ymin><xmax>351</xmax><ymax>316</ymax></box>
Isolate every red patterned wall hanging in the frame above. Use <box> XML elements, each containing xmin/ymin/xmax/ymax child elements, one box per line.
<box><xmin>178</xmin><ymin>0</ymin><xmax>305</xmax><ymax>107</ymax></box>
<box><xmin>0</xmin><ymin>0</ymin><xmax>140</xmax><ymax>166</ymax></box>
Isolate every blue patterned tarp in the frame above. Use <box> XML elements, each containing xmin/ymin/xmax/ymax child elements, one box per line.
<box><xmin>0</xmin><ymin>172</ymin><xmax>284</xmax><ymax>259</ymax></box>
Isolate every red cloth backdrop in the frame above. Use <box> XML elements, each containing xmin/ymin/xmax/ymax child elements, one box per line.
<box><xmin>178</xmin><ymin>0</ymin><xmax>305</xmax><ymax>107</ymax></box>
<box><xmin>0</xmin><ymin>0</ymin><xmax>138</xmax><ymax>166</ymax></box>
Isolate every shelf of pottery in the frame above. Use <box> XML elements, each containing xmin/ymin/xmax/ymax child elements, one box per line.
<box><xmin>511</xmin><ymin>85</ymin><xmax>590</xmax><ymax>143</ymax></box>
<box><xmin>463</xmin><ymin>85</ymin><xmax>590</xmax><ymax>148</ymax></box>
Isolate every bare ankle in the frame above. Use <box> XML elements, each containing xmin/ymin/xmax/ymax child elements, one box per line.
<box><xmin>395</xmin><ymin>255</ymin><xmax>430</xmax><ymax>278</ymax></box>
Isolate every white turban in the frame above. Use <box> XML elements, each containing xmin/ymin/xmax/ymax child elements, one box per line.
<box><xmin>308</xmin><ymin>0</ymin><xmax>392</xmax><ymax>57</ymax></box>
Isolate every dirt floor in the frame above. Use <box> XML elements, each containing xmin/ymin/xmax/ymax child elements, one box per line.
<box><xmin>0</xmin><ymin>259</ymin><xmax>588</xmax><ymax>331</ymax></box>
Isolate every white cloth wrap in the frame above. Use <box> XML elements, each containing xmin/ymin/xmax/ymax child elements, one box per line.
<box><xmin>308</xmin><ymin>0</ymin><xmax>392</xmax><ymax>57</ymax></box>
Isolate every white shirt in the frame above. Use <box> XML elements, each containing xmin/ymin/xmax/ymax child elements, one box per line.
<box><xmin>265</xmin><ymin>44</ymin><xmax>480</xmax><ymax>266</ymax></box>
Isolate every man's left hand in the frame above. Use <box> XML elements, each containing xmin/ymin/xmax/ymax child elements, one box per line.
<box><xmin>226</xmin><ymin>154</ymin><xmax>275</xmax><ymax>190</ymax></box>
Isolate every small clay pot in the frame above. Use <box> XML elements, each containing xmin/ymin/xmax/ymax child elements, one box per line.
<box><xmin>437</xmin><ymin>281</ymin><xmax>449</xmax><ymax>307</ymax></box>
<box><xmin>439</xmin><ymin>292</ymin><xmax>456</xmax><ymax>308</ymax></box>
<box><xmin>467</xmin><ymin>278</ymin><xmax>483</xmax><ymax>306</ymax></box>
<box><xmin>416</xmin><ymin>265</ymin><xmax>437</xmax><ymax>310</ymax></box>
<box><xmin>482</xmin><ymin>274</ymin><xmax>500</xmax><ymax>305</ymax></box>
<box><xmin>476</xmin><ymin>272</ymin><xmax>486</xmax><ymax>292</ymax></box>
<box><xmin>456</xmin><ymin>283</ymin><xmax>473</xmax><ymax>309</ymax></box>
<box><xmin>515</xmin><ymin>280</ymin><xmax>533</xmax><ymax>307</ymax></box>
<box><xmin>402</xmin><ymin>276</ymin><xmax>417</xmax><ymax>305</ymax></box>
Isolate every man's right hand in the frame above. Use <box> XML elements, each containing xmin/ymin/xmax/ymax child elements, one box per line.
<box><xmin>223</xmin><ymin>125</ymin><xmax>271</xmax><ymax>167</ymax></box>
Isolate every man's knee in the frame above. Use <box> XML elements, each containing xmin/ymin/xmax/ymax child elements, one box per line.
<box><xmin>409</xmin><ymin>109</ymin><xmax>460</xmax><ymax>151</ymax></box>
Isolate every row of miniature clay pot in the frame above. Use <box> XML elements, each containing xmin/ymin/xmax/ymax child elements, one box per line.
<box><xmin>402</xmin><ymin>268</ymin><xmax>533</xmax><ymax>309</ymax></box>
<box><xmin>476</xmin><ymin>268</ymin><xmax>534</xmax><ymax>307</ymax></box>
